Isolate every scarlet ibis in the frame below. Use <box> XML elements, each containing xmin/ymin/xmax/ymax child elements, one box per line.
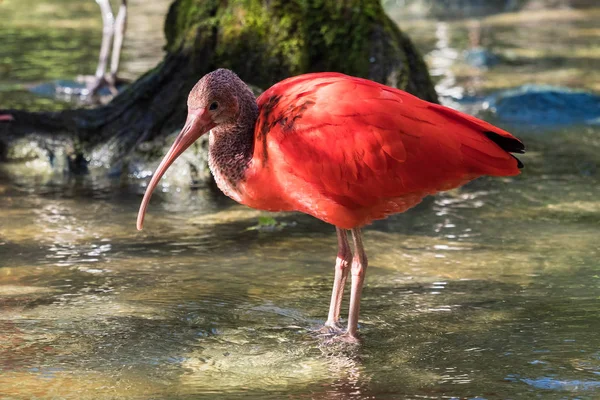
<box><xmin>137</xmin><ymin>69</ymin><xmax>524</xmax><ymax>342</ymax></box>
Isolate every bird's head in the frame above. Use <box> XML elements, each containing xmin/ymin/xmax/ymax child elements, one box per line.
<box><xmin>136</xmin><ymin>69</ymin><xmax>250</xmax><ymax>231</ymax></box>
<box><xmin>187</xmin><ymin>68</ymin><xmax>244</xmax><ymax>126</ymax></box>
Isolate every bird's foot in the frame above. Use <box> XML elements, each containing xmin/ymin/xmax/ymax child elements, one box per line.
<box><xmin>314</xmin><ymin>322</ymin><xmax>344</xmax><ymax>337</ymax></box>
<box><xmin>79</xmin><ymin>74</ymin><xmax>120</xmax><ymax>96</ymax></box>
<box><xmin>104</xmin><ymin>73</ymin><xmax>120</xmax><ymax>95</ymax></box>
<box><xmin>313</xmin><ymin>323</ymin><xmax>361</xmax><ymax>346</ymax></box>
<box><xmin>323</xmin><ymin>331</ymin><xmax>360</xmax><ymax>345</ymax></box>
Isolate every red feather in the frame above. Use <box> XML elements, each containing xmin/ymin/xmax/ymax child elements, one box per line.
<box><xmin>239</xmin><ymin>73</ymin><xmax>523</xmax><ymax>229</ymax></box>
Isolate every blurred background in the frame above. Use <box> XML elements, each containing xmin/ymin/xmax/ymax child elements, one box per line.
<box><xmin>1</xmin><ymin>1</ymin><xmax>599</xmax><ymax>399</ymax></box>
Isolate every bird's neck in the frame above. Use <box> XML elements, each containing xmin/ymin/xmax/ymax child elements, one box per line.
<box><xmin>208</xmin><ymin>95</ymin><xmax>258</xmax><ymax>199</ymax></box>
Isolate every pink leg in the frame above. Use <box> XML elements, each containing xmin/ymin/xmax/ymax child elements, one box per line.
<box><xmin>324</xmin><ymin>228</ymin><xmax>351</xmax><ymax>331</ymax></box>
<box><xmin>107</xmin><ymin>0</ymin><xmax>127</xmax><ymax>93</ymax></box>
<box><xmin>346</xmin><ymin>228</ymin><xmax>368</xmax><ymax>340</ymax></box>
<box><xmin>92</xmin><ymin>0</ymin><xmax>115</xmax><ymax>85</ymax></box>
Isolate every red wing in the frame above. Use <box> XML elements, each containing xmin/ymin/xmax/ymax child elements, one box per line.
<box><xmin>256</xmin><ymin>73</ymin><xmax>523</xmax><ymax>210</ymax></box>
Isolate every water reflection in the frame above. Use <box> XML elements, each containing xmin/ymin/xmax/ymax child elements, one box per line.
<box><xmin>399</xmin><ymin>5</ymin><xmax>600</xmax><ymax>99</ymax></box>
<box><xmin>2</xmin><ymin>156</ymin><xmax>600</xmax><ymax>396</ymax></box>
<box><xmin>430</xmin><ymin>21</ymin><xmax>464</xmax><ymax>99</ymax></box>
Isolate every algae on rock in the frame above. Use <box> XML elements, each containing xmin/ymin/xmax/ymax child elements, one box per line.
<box><xmin>164</xmin><ymin>0</ymin><xmax>437</xmax><ymax>100</ymax></box>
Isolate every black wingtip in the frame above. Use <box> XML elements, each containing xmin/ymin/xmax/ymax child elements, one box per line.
<box><xmin>483</xmin><ymin>131</ymin><xmax>525</xmax><ymax>154</ymax></box>
<box><xmin>512</xmin><ymin>155</ymin><xmax>524</xmax><ymax>169</ymax></box>
<box><xmin>484</xmin><ymin>131</ymin><xmax>525</xmax><ymax>168</ymax></box>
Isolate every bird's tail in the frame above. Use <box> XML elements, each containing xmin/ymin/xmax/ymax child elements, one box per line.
<box><xmin>483</xmin><ymin>131</ymin><xmax>525</xmax><ymax>169</ymax></box>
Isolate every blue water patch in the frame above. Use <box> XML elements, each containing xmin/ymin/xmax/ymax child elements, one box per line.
<box><xmin>484</xmin><ymin>85</ymin><xmax>600</xmax><ymax>126</ymax></box>
<box><xmin>520</xmin><ymin>376</ymin><xmax>600</xmax><ymax>392</ymax></box>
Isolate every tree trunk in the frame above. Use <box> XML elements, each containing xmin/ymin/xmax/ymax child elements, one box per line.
<box><xmin>0</xmin><ymin>0</ymin><xmax>438</xmax><ymax>180</ymax></box>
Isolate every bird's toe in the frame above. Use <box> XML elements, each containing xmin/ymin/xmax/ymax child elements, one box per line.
<box><xmin>321</xmin><ymin>331</ymin><xmax>361</xmax><ymax>346</ymax></box>
<box><xmin>314</xmin><ymin>322</ymin><xmax>344</xmax><ymax>336</ymax></box>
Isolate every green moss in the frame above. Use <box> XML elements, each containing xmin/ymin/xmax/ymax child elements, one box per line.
<box><xmin>162</xmin><ymin>0</ymin><xmax>437</xmax><ymax>101</ymax></box>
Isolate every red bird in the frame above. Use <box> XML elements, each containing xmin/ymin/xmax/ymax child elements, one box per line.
<box><xmin>137</xmin><ymin>69</ymin><xmax>524</xmax><ymax>342</ymax></box>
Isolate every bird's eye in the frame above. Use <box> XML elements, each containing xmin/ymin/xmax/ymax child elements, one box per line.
<box><xmin>209</xmin><ymin>102</ymin><xmax>219</xmax><ymax>111</ymax></box>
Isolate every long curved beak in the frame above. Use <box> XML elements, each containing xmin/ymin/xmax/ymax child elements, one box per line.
<box><xmin>136</xmin><ymin>109</ymin><xmax>215</xmax><ymax>230</ymax></box>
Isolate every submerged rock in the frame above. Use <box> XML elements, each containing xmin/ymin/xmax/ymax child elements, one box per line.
<box><xmin>464</xmin><ymin>47</ymin><xmax>501</xmax><ymax>68</ymax></box>
<box><xmin>484</xmin><ymin>85</ymin><xmax>600</xmax><ymax>126</ymax></box>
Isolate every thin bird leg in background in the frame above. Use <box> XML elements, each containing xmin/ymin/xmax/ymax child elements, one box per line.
<box><xmin>92</xmin><ymin>0</ymin><xmax>115</xmax><ymax>92</ymax></box>
<box><xmin>108</xmin><ymin>0</ymin><xmax>127</xmax><ymax>92</ymax></box>
<box><xmin>324</xmin><ymin>228</ymin><xmax>352</xmax><ymax>331</ymax></box>
<box><xmin>347</xmin><ymin>228</ymin><xmax>368</xmax><ymax>339</ymax></box>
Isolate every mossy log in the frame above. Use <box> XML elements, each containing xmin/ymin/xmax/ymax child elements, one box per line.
<box><xmin>0</xmin><ymin>0</ymin><xmax>437</xmax><ymax>179</ymax></box>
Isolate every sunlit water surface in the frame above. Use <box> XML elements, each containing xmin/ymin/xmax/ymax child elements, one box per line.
<box><xmin>1</xmin><ymin>1</ymin><xmax>600</xmax><ymax>399</ymax></box>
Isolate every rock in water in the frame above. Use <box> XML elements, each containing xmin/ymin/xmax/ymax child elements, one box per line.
<box><xmin>464</xmin><ymin>47</ymin><xmax>500</xmax><ymax>69</ymax></box>
<box><xmin>484</xmin><ymin>85</ymin><xmax>600</xmax><ymax>126</ymax></box>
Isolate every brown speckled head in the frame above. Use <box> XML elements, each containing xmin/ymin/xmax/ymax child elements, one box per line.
<box><xmin>188</xmin><ymin>69</ymin><xmax>255</xmax><ymax>126</ymax></box>
<box><xmin>137</xmin><ymin>69</ymin><xmax>259</xmax><ymax>230</ymax></box>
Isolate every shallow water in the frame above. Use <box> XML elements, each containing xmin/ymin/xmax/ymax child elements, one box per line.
<box><xmin>2</xmin><ymin>1</ymin><xmax>600</xmax><ymax>399</ymax></box>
